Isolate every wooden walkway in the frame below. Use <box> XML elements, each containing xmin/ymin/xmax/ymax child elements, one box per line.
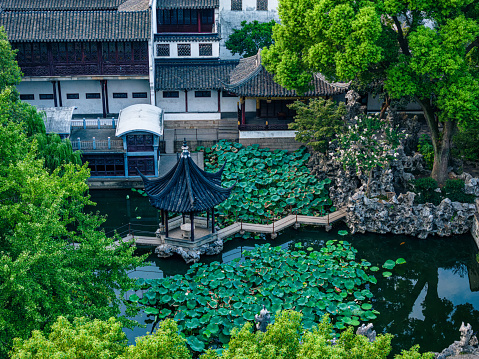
<box><xmin>121</xmin><ymin>207</ymin><xmax>347</xmax><ymax>247</ymax></box>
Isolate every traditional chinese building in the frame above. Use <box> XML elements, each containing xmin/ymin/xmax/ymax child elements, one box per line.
<box><xmin>0</xmin><ymin>0</ymin><xmax>152</xmax><ymax>117</ymax></box>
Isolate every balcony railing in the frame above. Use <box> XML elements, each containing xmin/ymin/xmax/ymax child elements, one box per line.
<box><xmin>238</xmin><ymin>124</ymin><xmax>290</xmax><ymax>131</ymax></box>
<box><xmin>72</xmin><ymin>138</ymin><xmax>123</xmax><ymax>151</ymax></box>
<box><xmin>71</xmin><ymin>118</ymin><xmax>118</xmax><ymax>129</ymax></box>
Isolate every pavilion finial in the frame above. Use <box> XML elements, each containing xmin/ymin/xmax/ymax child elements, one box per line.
<box><xmin>181</xmin><ymin>138</ymin><xmax>190</xmax><ymax>158</ymax></box>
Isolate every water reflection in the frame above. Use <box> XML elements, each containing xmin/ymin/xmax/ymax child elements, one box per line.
<box><xmin>91</xmin><ymin>189</ymin><xmax>479</xmax><ymax>354</ymax></box>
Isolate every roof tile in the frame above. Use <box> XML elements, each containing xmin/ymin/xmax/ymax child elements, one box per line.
<box><xmin>0</xmin><ymin>10</ymin><xmax>150</xmax><ymax>42</ymax></box>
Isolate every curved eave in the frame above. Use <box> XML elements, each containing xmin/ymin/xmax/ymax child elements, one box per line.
<box><xmin>116</xmin><ymin>128</ymin><xmax>163</xmax><ymax>137</ymax></box>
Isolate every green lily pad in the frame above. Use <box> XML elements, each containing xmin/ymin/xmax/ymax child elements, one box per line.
<box><xmin>383</xmin><ymin>271</ymin><xmax>393</xmax><ymax>278</ymax></box>
<box><xmin>383</xmin><ymin>260</ymin><xmax>396</xmax><ymax>270</ymax></box>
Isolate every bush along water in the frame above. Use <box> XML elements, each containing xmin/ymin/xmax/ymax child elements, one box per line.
<box><xmin>199</xmin><ymin>141</ymin><xmax>333</xmax><ymax>228</ymax></box>
<box><xmin>409</xmin><ymin>178</ymin><xmax>475</xmax><ymax>205</ymax></box>
<box><xmin>129</xmin><ymin>240</ymin><xmax>406</xmax><ymax>353</ymax></box>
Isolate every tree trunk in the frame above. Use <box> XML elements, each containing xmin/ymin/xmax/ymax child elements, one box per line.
<box><xmin>415</xmin><ymin>97</ymin><xmax>455</xmax><ymax>185</ymax></box>
<box><xmin>431</xmin><ymin>120</ymin><xmax>456</xmax><ymax>185</ymax></box>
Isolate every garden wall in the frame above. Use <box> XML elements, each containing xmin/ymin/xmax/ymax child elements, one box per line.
<box><xmin>347</xmin><ymin>191</ymin><xmax>476</xmax><ymax>239</ymax></box>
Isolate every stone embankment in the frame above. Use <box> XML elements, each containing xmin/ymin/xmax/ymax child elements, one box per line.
<box><xmin>347</xmin><ymin>191</ymin><xmax>476</xmax><ymax>239</ymax></box>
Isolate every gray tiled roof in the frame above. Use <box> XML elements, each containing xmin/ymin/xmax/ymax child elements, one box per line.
<box><xmin>118</xmin><ymin>0</ymin><xmax>149</xmax><ymax>11</ymax></box>
<box><xmin>154</xmin><ymin>33</ymin><xmax>220</xmax><ymax>42</ymax></box>
<box><xmin>0</xmin><ymin>0</ymin><xmax>126</xmax><ymax>11</ymax></box>
<box><xmin>155</xmin><ymin>60</ymin><xmax>238</xmax><ymax>91</ymax></box>
<box><xmin>226</xmin><ymin>51</ymin><xmax>348</xmax><ymax>97</ymax></box>
<box><xmin>0</xmin><ymin>10</ymin><xmax>150</xmax><ymax>42</ymax></box>
<box><xmin>157</xmin><ymin>0</ymin><xmax>219</xmax><ymax>9</ymax></box>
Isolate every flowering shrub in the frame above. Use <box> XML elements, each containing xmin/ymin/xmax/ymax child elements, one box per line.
<box><xmin>335</xmin><ymin>115</ymin><xmax>404</xmax><ymax>196</ymax></box>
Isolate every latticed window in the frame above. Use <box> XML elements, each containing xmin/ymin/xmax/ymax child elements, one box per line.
<box><xmin>177</xmin><ymin>44</ymin><xmax>191</xmax><ymax>56</ymax></box>
<box><xmin>257</xmin><ymin>0</ymin><xmax>267</xmax><ymax>10</ymax></box>
<box><xmin>156</xmin><ymin>44</ymin><xmax>170</xmax><ymax>57</ymax></box>
<box><xmin>199</xmin><ymin>43</ymin><xmax>213</xmax><ymax>56</ymax></box>
<box><xmin>231</xmin><ymin>0</ymin><xmax>242</xmax><ymax>11</ymax></box>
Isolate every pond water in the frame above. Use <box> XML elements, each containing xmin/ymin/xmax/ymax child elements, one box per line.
<box><xmin>90</xmin><ymin>189</ymin><xmax>479</xmax><ymax>355</ymax></box>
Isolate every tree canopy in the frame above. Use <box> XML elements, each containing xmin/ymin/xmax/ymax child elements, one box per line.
<box><xmin>288</xmin><ymin>98</ymin><xmax>346</xmax><ymax>153</ymax></box>
<box><xmin>262</xmin><ymin>0</ymin><xmax>479</xmax><ymax>184</ymax></box>
<box><xmin>225</xmin><ymin>20</ymin><xmax>276</xmax><ymax>57</ymax></box>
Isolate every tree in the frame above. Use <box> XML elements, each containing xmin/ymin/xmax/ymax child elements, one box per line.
<box><xmin>225</xmin><ymin>20</ymin><xmax>276</xmax><ymax>57</ymax></box>
<box><xmin>12</xmin><ymin>317</ymin><xmax>191</xmax><ymax>359</ymax></box>
<box><xmin>202</xmin><ymin>311</ymin><xmax>433</xmax><ymax>359</ymax></box>
<box><xmin>262</xmin><ymin>0</ymin><xmax>479</xmax><ymax>184</ymax></box>
<box><xmin>288</xmin><ymin>98</ymin><xmax>346</xmax><ymax>153</ymax></box>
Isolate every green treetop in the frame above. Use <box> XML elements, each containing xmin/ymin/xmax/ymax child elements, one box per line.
<box><xmin>225</xmin><ymin>20</ymin><xmax>276</xmax><ymax>57</ymax></box>
<box><xmin>262</xmin><ymin>0</ymin><xmax>479</xmax><ymax>184</ymax></box>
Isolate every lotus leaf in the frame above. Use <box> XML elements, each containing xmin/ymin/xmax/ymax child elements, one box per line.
<box><xmin>383</xmin><ymin>260</ymin><xmax>396</xmax><ymax>270</ymax></box>
<box><xmin>144</xmin><ymin>307</ymin><xmax>159</xmax><ymax>315</ymax></box>
<box><xmin>396</xmin><ymin>258</ymin><xmax>407</xmax><ymax>265</ymax></box>
<box><xmin>383</xmin><ymin>271</ymin><xmax>393</xmax><ymax>277</ymax></box>
<box><xmin>129</xmin><ymin>294</ymin><xmax>139</xmax><ymax>302</ymax></box>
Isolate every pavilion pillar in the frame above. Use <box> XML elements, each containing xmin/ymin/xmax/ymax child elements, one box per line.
<box><xmin>211</xmin><ymin>207</ymin><xmax>215</xmax><ymax>234</ymax></box>
<box><xmin>207</xmin><ymin>210</ymin><xmax>209</xmax><ymax>229</ymax></box>
<box><xmin>190</xmin><ymin>212</ymin><xmax>195</xmax><ymax>242</ymax></box>
<box><xmin>160</xmin><ymin>209</ymin><xmax>164</xmax><ymax>225</ymax></box>
<box><xmin>165</xmin><ymin>210</ymin><xmax>169</xmax><ymax>237</ymax></box>
<box><xmin>241</xmin><ymin>97</ymin><xmax>246</xmax><ymax>125</ymax></box>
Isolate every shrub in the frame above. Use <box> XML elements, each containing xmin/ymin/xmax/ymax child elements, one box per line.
<box><xmin>417</xmin><ymin>135</ymin><xmax>434</xmax><ymax>170</ymax></box>
<box><xmin>409</xmin><ymin>177</ymin><xmax>442</xmax><ymax>205</ymax></box>
<box><xmin>443</xmin><ymin>179</ymin><xmax>475</xmax><ymax>203</ymax></box>
<box><xmin>452</xmin><ymin>124</ymin><xmax>479</xmax><ymax>162</ymax></box>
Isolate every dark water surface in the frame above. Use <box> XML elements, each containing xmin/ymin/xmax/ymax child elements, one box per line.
<box><xmin>90</xmin><ymin>189</ymin><xmax>479</xmax><ymax>354</ymax></box>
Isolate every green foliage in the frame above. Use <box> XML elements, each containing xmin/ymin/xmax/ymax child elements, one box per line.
<box><xmin>0</xmin><ymin>27</ymin><xmax>22</xmax><ymax>90</ymax></box>
<box><xmin>409</xmin><ymin>177</ymin><xmax>442</xmax><ymax>205</ymax></box>
<box><xmin>35</xmin><ymin>133</ymin><xmax>82</xmax><ymax>172</ymax></box>
<box><xmin>395</xmin><ymin>345</ymin><xmax>435</xmax><ymax>359</ymax></box>
<box><xmin>202</xmin><ymin>311</ymin><xmax>432</xmax><ymax>359</ymax></box>
<box><xmin>225</xmin><ymin>20</ymin><xmax>275</xmax><ymax>57</ymax></box>
<box><xmin>417</xmin><ymin>135</ymin><xmax>434</xmax><ymax>170</ymax></box>
<box><xmin>443</xmin><ymin>179</ymin><xmax>476</xmax><ymax>203</ymax></box>
<box><xmin>410</xmin><ymin>178</ymin><xmax>475</xmax><ymax>204</ymax></box>
<box><xmin>262</xmin><ymin>0</ymin><xmax>479</xmax><ymax>183</ymax></box>
<box><xmin>12</xmin><ymin>317</ymin><xmax>191</xmax><ymax>359</ymax></box>
<box><xmin>12</xmin><ymin>316</ymin><xmax>127</xmax><ymax>359</ymax></box>
<box><xmin>129</xmin><ymin>241</ymin><xmax>401</xmax><ymax>353</ymax></box>
<box><xmin>0</xmin><ymin>90</ymin><xmax>143</xmax><ymax>356</ymax></box>
<box><xmin>288</xmin><ymin>98</ymin><xmax>346</xmax><ymax>153</ymax></box>
<box><xmin>202</xmin><ymin>141</ymin><xmax>331</xmax><ymax>226</ymax></box>
<box><xmin>121</xmin><ymin>320</ymin><xmax>191</xmax><ymax>359</ymax></box>
<box><xmin>452</xmin><ymin>123</ymin><xmax>479</xmax><ymax>162</ymax></box>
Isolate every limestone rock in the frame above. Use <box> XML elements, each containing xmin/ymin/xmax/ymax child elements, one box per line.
<box><xmin>347</xmin><ymin>191</ymin><xmax>475</xmax><ymax>238</ymax></box>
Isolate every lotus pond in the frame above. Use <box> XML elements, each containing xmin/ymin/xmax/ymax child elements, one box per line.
<box><xmin>90</xmin><ymin>189</ymin><xmax>479</xmax><ymax>355</ymax></box>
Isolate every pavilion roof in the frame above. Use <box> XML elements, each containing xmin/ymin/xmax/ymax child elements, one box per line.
<box><xmin>224</xmin><ymin>50</ymin><xmax>349</xmax><ymax>97</ymax></box>
<box><xmin>139</xmin><ymin>143</ymin><xmax>234</xmax><ymax>213</ymax></box>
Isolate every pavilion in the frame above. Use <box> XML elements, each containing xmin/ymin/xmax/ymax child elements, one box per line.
<box><xmin>138</xmin><ymin>141</ymin><xmax>234</xmax><ymax>244</ymax></box>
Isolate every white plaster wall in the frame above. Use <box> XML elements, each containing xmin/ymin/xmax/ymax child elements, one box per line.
<box><xmin>221</xmin><ymin>94</ymin><xmax>240</xmax><ymax>112</ymax></box>
<box><xmin>156</xmin><ymin>90</ymin><xmax>186</xmax><ymax>112</ymax></box>
<box><xmin>245</xmin><ymin>98</ymin><xmax>256</xmax><ymax>112</ymax></box>
<box><xmin>107</xmin><ymin>79</ymin><xmax>150</xmax><ymax>114</ymax></box>
<box><xmin>17</xmin><ymin>81</ymin><xmax>55</xmax><ymax>108</ymax></box>
<box><xmin>60</xmin><ymin>80</ymin><xmax>103</xmax><ymax>115</ymax></box>
<box><xmin>188</xmin><ymin>90</ymin><xmax>219</xmax><ymax>112</ymax></box>
<box><xmin>164</xmin><ymin>113</ymin><xmax>221</xmax><ymax>120</ymax></box>
<box><xmin>154</xmin><ymin>41</ymin><xmax>220</xmax><ymax>59</ymax></box>
<box><xmin>219</xmin><ymin>0</ymin><xmax>280</xmax><ymax>59</ymax></box>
